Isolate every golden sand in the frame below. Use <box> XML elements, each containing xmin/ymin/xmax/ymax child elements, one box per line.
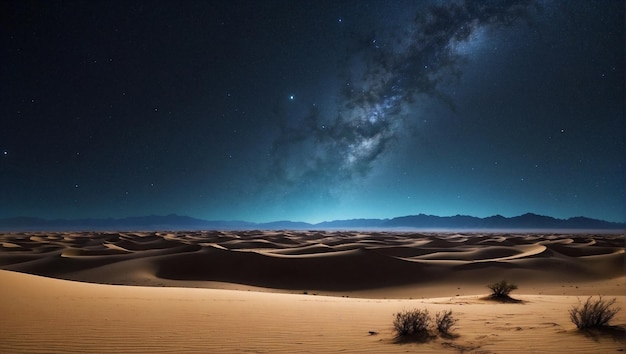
<box><xmin>1</xmin><ymin>231</ymin><xmax>624</xmax><ymax>352</ymax></box>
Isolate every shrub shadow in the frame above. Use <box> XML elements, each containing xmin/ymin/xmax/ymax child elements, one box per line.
<box><xmin>438</xmin><ymin>332</ymin><xmax>460</xmax><ymax>340</ymax></box>
<box><xmin>481</xmin><ymin>294</ymin><xmax>525</xmax><ymax>304</ymax></box>
<box><xmin>393</xmin><ymin>332</ymin><xmax>437</xmax><ymax>344</ymax></box>
<box><xmin>578</xmin><ymin>325</ymin><xmax>626</xmax><ymax>343</ymax></box>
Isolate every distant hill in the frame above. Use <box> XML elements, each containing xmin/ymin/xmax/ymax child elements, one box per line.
<box><xmin>382</xmin><ymin>213</ymin><xmax>624</xmax><ymax>230</ymax></box>
<box><xmin>0</xmin><ymin>213</ymin><xmax>623</xmax><ymax>232</ymax></box>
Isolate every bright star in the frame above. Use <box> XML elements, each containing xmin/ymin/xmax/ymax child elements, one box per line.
<box><xmin>289</xmin><ymin>95</ymin><xmax>294</xmax><ymax>100</ymax></box>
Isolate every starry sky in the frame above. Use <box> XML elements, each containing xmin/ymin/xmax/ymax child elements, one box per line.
<box><xmin>1</xmin><ymin>0</ymin><xmax>624</xmax><ymax>223</ymax></box>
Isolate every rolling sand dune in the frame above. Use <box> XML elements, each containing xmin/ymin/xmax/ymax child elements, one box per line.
<box><xmin>1</xmin><ymin>231</ymin><xmax>624</xmax><ymax>352</ymax></box>
<box><xmin>1</xmin><ymin>231</ymin><xmax>623</xmax><ymax>296</ymax></box>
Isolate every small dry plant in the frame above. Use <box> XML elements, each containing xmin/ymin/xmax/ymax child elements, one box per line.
<box><xmin>435</xmin><ymin>310</ymin><xmax>457</xmax><ymax>334</ymax></box>
<box><xmin>569</xmin><ymin>296</ymin><xmax>621</xmax><ymax>329</ymax></box>
<box><xmin>488</xmin><ymin>280</ymin><xmax>518</xmax><ymax>298</ymax></box>
<box><xmin>393</xmin><ymin>308</ymin><xmax>430</xmax><ymax>336</ymax></box>
<box><xmin>393</xmin><ymin>308</ymin><xmax>456</xmax><ymax>339</ymax></box>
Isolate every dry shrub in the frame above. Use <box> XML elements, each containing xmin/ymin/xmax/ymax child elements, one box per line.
<box><xmin>435</xmin><ymin>310</ymin><xmax>457</xmax><ymax>334</ymax></box>
<box><xmin>393</xmin><ymin>309</ymin><xmax>430</xmax><ymax>337</ymax></box>
<box><xmin>394</xmin><ymin>308</ymin><xmax>457</xmax><ymax>339</ymax></box>
<box><xmin>569</xmin><ymin>296</ymin><xmax>620</xmax><ymax>329</ymax></box>
<box><xmin>488</xmin><ymin>280</ymin><xmax>518</xmax><ymax>298</ymax></box>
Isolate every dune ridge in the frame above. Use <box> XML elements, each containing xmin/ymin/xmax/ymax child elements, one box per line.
<box><xmin>0</xmin><ymin>231</ymin><xmax>623</xmax><ymax>297</ymax></box>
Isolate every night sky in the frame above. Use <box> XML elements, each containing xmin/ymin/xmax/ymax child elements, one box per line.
<box><xmin>1</xmin><ymin>0</ymin><xmax>624</xmax><ymax>223</ymax></box>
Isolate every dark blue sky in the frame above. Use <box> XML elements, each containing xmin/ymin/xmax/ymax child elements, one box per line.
<box><xmin>1</xmin><ymin>0</ymin><xmax>624</xmax><ymax>223</ymax></box>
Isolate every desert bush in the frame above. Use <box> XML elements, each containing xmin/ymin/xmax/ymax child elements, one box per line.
<box><xmin>393</xmin><ymin>309</ymin><xmax>413</xmax><ymax>336</ymax></box>
<box><xmin>488</xmin><ymin>280</ymin><xmax>518</xmax><ymax>298</ymax></box>
<box><xmin>569</xmin><ymin>296</ymin><xmax>621</xmax><ymax>329</ymax></box>
<box><xmin>435</xmin><ymin>310</ymin><xmax>457</xmax><ymax>334</ymax></box>
<box><xmin>393</xmin><ymin>309</ymin><xmax>431</xmax><ymax>337</ymax></box>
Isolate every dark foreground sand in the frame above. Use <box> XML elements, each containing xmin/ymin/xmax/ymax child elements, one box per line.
<box><xmin>1</xmin><ymin>231</ymin><xmax>624</xmax><ymax>352</ymax></box>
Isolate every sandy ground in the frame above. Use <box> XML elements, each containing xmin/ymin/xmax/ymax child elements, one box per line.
<box><xmin>1</xmin><ymin>231</ymin><xmax>624</xmax><ymax>353</ymax></box>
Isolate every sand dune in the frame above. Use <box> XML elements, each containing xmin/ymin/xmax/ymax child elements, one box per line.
<box><xmin>1</xmin><ymin>231</ymin><xmax>623</xmax><ymax>296</ymax></box>
<box><xmin>0</xmin><ymin>231</ymin><xmax>624</xmax><ymax>352</ymax></box>
<box><xmin>0</xmin><ymin>269</ymin><xmax>624</xmax><ymax>353</ymax></box>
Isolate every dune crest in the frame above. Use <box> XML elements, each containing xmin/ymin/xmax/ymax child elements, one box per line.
<box><xmin>0</xmin><ymin>231</ymin><xmax>623</xmax><ymax>297</ymax></box>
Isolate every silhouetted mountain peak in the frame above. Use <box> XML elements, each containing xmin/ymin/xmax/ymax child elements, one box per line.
<box><xmin>0</xmin><ymin>213</ymin><xmax>623</xmax><ymax>232</ymax></box>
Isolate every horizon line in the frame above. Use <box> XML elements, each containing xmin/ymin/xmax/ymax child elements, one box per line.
<box><xmin>1</xmin><ymin>211</ymin><xmax>624</xmax><ymax>225</ymax></box>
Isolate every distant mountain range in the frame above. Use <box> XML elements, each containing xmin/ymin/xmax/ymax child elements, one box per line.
<box><xmin>0</xmin><ymin>213</ymin><xmax>624</xmax><ymax>232</ymax></box>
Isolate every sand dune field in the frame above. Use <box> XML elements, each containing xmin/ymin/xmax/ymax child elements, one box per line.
<box><xmin>1</xmin><ymin>231</ymin><xmax>624</xmax><ymax>352</ymax></box>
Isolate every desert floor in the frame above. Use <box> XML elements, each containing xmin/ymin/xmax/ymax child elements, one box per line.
<box><xmin>1</xmin><ymin>231</ymin><xmax>624</xmax><ymax>353</ymax></box>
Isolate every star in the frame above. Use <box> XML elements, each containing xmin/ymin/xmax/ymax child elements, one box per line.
<box><xmin>1</xmin><ymin>0</ymin><xmax>622</xmax><ymax>224</ymax></box>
